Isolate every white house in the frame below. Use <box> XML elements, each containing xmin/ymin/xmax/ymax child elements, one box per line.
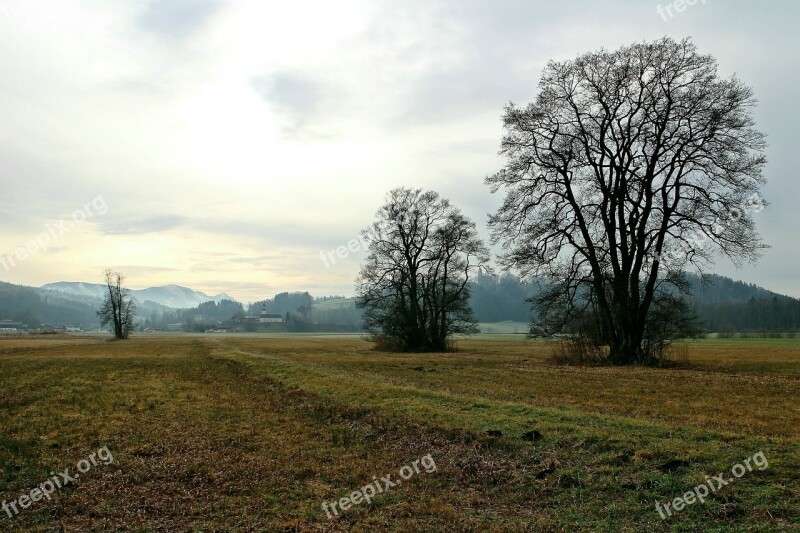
<box><xmin>259</xmin><ymin>303</ymin><xmax>283</xmax><ymax>323</ymax></box>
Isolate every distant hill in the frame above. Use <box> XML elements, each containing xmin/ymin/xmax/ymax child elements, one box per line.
<box><xmin>466</xmin><ymin>272</ymin><xmax>800</xmax><ymax>332</ymax></box>
<box><xmin>0</xmin><ymin>281</ymin><xmax>100</xmax><ymax>327</ymax></box>
<box><xmin>686</xmin><ymin>273</ymin><xmax>800</xmax><ymax>332</ymax></box>
<box><xmin>0</xmin><ymin>280</ymin><xmax>235</xmax><ymax>330</ymax></box>
<box><xmin>684</xmin><ymin>273</ymin><xmax>791</xmax><ymax>303</ymax></box>
<box><xmin>42</xmin><ymin>282</ymin><xmax>237</xmax><ymax>309</ymax></box>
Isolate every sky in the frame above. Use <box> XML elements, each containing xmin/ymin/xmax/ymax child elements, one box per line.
<box><xmin>0</xmin><ymin>0</ymin><xmax>798</xmax><ymax>302</ymax></box>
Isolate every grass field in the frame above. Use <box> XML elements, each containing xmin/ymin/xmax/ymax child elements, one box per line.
<box><xmin>477</xmin><ymin>322</ymin><xmax>530</xmax><ymax>334</ymax></box>
<box><xmin>0</xmin><ymin>335</ymin><xmax>798</xmax><ymax>531</ymax></box>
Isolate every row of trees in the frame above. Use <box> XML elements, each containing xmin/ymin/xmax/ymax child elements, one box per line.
<box><xmin>357</xmin><ymin>37</ymin><xmax>769</xmax><ymax>365</ymax></box>
<box><xmin>141</xmin><ymin>299</ymin><xmax>245</xmax><ymax>331</ymax></box>
<box><xmin>468</xmin><ymin>272</ymin><xmax>800</xmax><ymax>332</ymax></box>
<box><xmin>97</xmin><ymin>286</ymin><xmax>367</xmax><ymax>337</ymax></box>
<box><xmin>247</xmin><ymin>292</ymin><xmax>314</xmax><ymax>318</ymax></box>
<box><xmin>698</xmin><ymin>298</ymin><xmax>800</xmax><ymax>333</ymax></box>
<box><xmin>468</xmin><ymin>273</ymin><xmax>536</xmax><ymax>323</ymax></box>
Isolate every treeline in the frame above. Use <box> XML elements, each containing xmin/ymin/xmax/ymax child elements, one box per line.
<box><xmin>309</xmin><ymin>298</ymin><xmax>363</xmax><ymax>331</ymax></box>
<box><xmin>468</xmin><ymin>273</ymin><xmax>537</xmax><ymax>322</ymax></box>
<box><xmin>685</xmin><ymin>273</ymin><xmax>787</xmax><ymax>304</ymax></box>
<box><xmin>247</xmin><ymin>292</ymin><xmax>364</xmax><ymax>332</ymax></box>
<box><xmin>136</xmin><ymin>291</ymin><xmax>365</xmax><ymax>333</ymax></box>
<box><xmin>694</xmin><ymin>297</ymin><xmax>800</xmax><ymax>333</ymax></box>
<box><xmin>3</xmin><ymin>274</ymin><xmax>798</xmax><ymax>334</ymax></box>
<box><xmin>231</xmin><ymin>274</ymin><xmax>800</xmax><ymax>333</ymax></box>
<box><xmin>685</xmin><ymin>273</ymin><xmax>800</xmax><ymax>332</ymax></box>
<box><xmin>465</xmin><ymin>272</ymin><xmax>800</xmax><ymax>333</ymax></box>
<box><xmin>248</xmin><ymin>292</ymin><xmax>314</xmax><ymax>316</ymax></box>
<box><xmin>143</xmin><ymin>299</ymin><xmax>245</xmax><ymax>330</ymax></box>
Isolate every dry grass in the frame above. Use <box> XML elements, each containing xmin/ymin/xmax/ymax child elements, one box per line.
<box><xmin>0</xmin><ymin>334</ymin><xmax>797</xmax><ymax>531</ymax></box>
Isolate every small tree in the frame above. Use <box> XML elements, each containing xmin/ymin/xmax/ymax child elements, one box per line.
<box><xmin>297</xmin><ymin>304</ymin><xmax>312</xmax><ymax>322</ymax></box>
<box><xmin>356</xmin><ymin>188</ymin><xmax>488</xmax><ymax>352</ymax></box>
<box><xmin>97</xmin><ymin>269</ymin><xmax>136</xmax><ymax>339</ymax></box>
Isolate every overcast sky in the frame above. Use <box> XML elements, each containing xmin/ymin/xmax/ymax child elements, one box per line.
<box><xmin>0</xmin><ymin>0</ymin><xmax>797</xmax><ymax>302</ymax></box>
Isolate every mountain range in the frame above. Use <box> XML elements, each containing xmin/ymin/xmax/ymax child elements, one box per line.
<box><xmin>0</xmin><ymin>280</ymin><xmax>239</xmax><ymax>329</ymax></box>
<box><xmin>41</xmin><ymin>282</ymin><xmax>237</xmax><ymax>309</ymax></box>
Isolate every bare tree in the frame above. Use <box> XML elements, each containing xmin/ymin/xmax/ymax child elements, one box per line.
<box><xmin>296</xmin><ymin>304</ymin><xmax>313</xmax><ymax>324</ymax></box>
<box><xmin>97</xmin><ymin>269</ymin><xmax>136</xmax><ymax>339</ymax></box>
<box><xmin>357</xmin><ymin>188</ymin><xmax>489</xmax><ymax>352</ymax></box>
<box><xmin>488</xmin><ymin>37</ymin><xmax>767</xmax><ymax>365</ymax></box>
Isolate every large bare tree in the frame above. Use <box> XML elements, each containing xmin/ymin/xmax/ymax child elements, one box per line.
<box><xmin>488</xmin><ymin>37</ymin><xmax>767</xmax><ymax>365</ymax></box>
<box><xmin>97</xmin><ymin>269</ymin><xmax>136</xmax><ymax>339</ymax></box>
<box><xmin>357</xmin><ymin>188</ymin><xmax>488</xmax><ymax>352</ymax></box>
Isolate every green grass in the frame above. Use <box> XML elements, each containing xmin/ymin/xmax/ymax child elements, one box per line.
<box><xmin>0</xmin><ymin>335</ymin><xmax>797</xmax><ymax>531</ymax></box>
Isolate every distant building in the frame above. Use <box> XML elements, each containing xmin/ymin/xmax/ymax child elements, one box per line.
<box><xmin>64</xmin><ymin>324</ymin><xmax>82</xmax><ymax>332</ymax></box>
<box><xmin>241</xmin><ymin>303</ymin><xmax>284</xmax><ymax>324</ymax></box>
<box><xmin>259</xmin><ymin>303</ymin><xmax>283</xmax><ymax>323</ymax></box>
<box><xmin>0</xmin><ymin>320</ymin><xmax>25</xmax><ymax>332</ymax></box>
<box><xmin>206</xmin><ymin>326</ymin><xmax>234</xmax><ymax>333</ymax></box>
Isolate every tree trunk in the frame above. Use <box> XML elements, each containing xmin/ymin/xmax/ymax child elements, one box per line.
<box><xmin>607</xmin><ymin>308</ymin><xmax>645</xmax><ymax>365</ymax></box>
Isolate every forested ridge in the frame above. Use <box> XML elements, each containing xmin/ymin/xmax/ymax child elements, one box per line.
<box><xmin>2</xmin><ymin>273</ymin><xmax>798</xmax><ymax>333</ymax></box>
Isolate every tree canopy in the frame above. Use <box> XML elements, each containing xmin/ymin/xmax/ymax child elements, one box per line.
<box><xmin>487</xmin><ymin>37</ymin><xmax>767</xmax><ymax>364</ymax></box>
<box><xmin>357</xmin><ymin>188</ymin><xmax>488</xmax><ymax>351</ymax></box>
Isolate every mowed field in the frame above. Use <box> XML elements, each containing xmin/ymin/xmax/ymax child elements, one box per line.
<box><xmin>0</xmin><ymin>335</ymin><xmax>798</xmax><ymax>531</ymax></box>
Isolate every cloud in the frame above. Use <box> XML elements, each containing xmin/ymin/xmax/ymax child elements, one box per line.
<box><xmin>0</xmin><ymin>0</ymin><xmax>799</xmax><ymax>299</ymax></box>
<box><xmin>137</xmin><ymin>0</ymin><xmax>223</xmax><ymax>40</ymax></box>
<box><xmin>250</xmin><ymin>72</ymin><xmax>342</xmax><ymax>139</ymax></box>
<box><xmin>252</xmin><ymin>73</ymin><xmax>320</xmax><ymax>116</ymax></box>
<box><xmin>98</xmin><ymin>215</ymin><xmax>187</xmax><ymax>235</ymax></box>
<box><xmin>95</xmin><ymin>210</ymin><xmax>371</xmax><ymax>253</ymax></box>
